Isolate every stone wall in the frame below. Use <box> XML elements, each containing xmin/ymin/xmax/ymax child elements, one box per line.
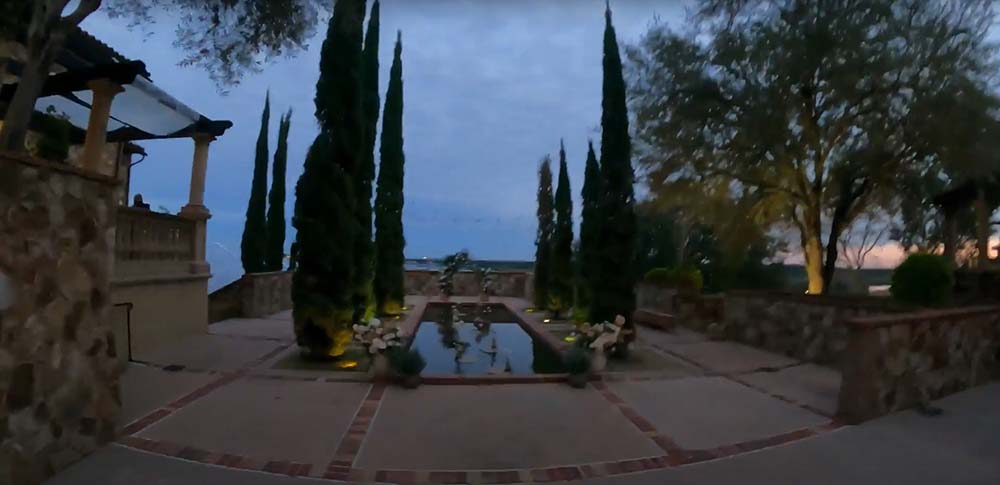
<box><xmin>720</xmin><ymin>290</ymin><xmax>904</xmax><ymax>365</ymax></box>
<box><xmin>239</xmin><ymin>271</ymin><xmax>292</xmax><ymax>318</ymax></box>
<box><xmin>837</xmin><ymin>306</ymin><xmax>1000</xmax><ymax>423</ymax></box>
<box><xmin>404</xmin><ymin>270</ymin><xmax>533</xmax><ymax>300</ymax></box>
<box><xmin>0</xmin><ymin>152</ymin><xmax>122</xmax><ymax>484</ymax></box>
<box><xmin>207</xmin><ymin>271</ymin><xmax>292</xmax><ymax>322</ymax></box>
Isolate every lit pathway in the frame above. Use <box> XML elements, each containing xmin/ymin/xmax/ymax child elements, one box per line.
<box><xmin>46</xmin><ymin>303</ymin><xmax>1000</xmax><ymax>485</ymax></box>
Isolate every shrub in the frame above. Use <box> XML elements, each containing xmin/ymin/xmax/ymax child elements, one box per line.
<box><xmin>673</xmin><ymin>266</ymin><xmax>704</xmax><ymax>293</ymax></box>
<box><xmin>563</xmin><ymin>346</ymin><xmax>591</xmax><ymax>375</ymax></box>
<box><xmin>35</xmin><ymin>109</ymin><xmax>72</xmax><ymax>162</ymax></box>
<box><xmin>643</xmin><ymin>267</ymin><xmax>673</xmax><ymax>287</ymax></box>
<box><xmin>890</xmin><ymin>253</ymin><xmax>953</xmax><ymax>307</ymax></box>
<box><xmin>642</xmin><ymin>266</ymin><xmax>703</xmax><ymax>293</ymax></box>
<box><xmin>389</xmin><ymin>348</ymin><xmax>426</xmax><ymax>376</ymax></box>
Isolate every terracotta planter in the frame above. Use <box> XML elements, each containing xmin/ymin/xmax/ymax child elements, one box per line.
<box><xmin>567</xmin><ymin>373</ymin><xmax>589</xmax><ymax>388</ymax></box>
<box><xmin>371</xmin><ymin>353</ymin><xmax>390</xmax><ymax>380</ymax></box>
<box><xmin>591</xmin><ymin>347</ymin><xmax>608</xmax><ymax>372</ymax></box>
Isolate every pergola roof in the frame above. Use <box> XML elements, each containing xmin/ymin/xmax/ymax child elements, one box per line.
<box><xmin>1</xmin><ymin>27</ymin><xmax>232</xmax><ymax>142</ymax></box>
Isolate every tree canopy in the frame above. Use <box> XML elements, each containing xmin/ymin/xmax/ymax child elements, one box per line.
<box><xmin>627</xmin><ymin>0</ymin><xmax>1000</xmax><ymax>293</ymax></box>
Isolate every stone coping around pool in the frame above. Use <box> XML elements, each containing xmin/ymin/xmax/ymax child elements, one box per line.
<box><xmin>845</xmin><ymin>305</ymin><xmax>1000</xmax><ymax>328</ymax></box>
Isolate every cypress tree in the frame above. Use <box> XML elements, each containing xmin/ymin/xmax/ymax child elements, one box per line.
<box><xmin>550</xmin><ymin>140</ymin><xmax>574</xmax><ymax>317</ymax></box>
<box><xmin>292</xmin><ymin>0</ymin><xmax>366</xmax><ymax>359</ymax></box>
<box><xmin>241</xmin><ymin>92</ymin><xmax>270</xmax><ymax>273</ymax></box>
<box><xmin>353</xmin><ymin>0</ymin><xmax>380</xmax><ymax>320</ymax></box>
<box><xmin>534</xmin><ymin>156</ymin><xmax>555</xmax><ymax>311</ymax></box>
<box><xmin>265</xmin><ymin>109</ymin><xmax>292</xmax><ymax>271</ymax></box>
<box><xmin>591</xmin><ymin>3</ymin><xmax>638</xmax><ymax>337</ymax></box>
<box><xmin>374</xmin><ymin>31</ymin><xmax>406</xmax><ymax>316</ymax></box>
<box><xmin>579</xmin><ymin>141</ymin><xmax>601</xmax><ymax>311</ymax></box>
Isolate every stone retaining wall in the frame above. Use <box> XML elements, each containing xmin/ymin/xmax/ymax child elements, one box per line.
<box><xmin>837</xmin><ymin>306</ymin><xmax>1000</xmax><ymax>423</ymax></box>
<box><xmin>720</xmin><ymin>291</ymin><xmax>904</xmax><ymax>365</ymax></box>
<box><xmin>0</xmin><ymin>152</ymin><xmax>122</xmax><ymax>483</ymax></box>
<box><xmin>404</xmin><ymin>270</ymin><xmax>533</xmax><ymax>300</ymax></box>
<box><xmin>208</xmin><ymin>271</ymin><xmax>292</xmax><ymax>321</ymax></box>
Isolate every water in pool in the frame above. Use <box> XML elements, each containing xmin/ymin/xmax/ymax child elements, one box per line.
<box><xmin>411</xmin><ymin>304</ymin><xmax>564</xmax><ymax>375</ymax></box>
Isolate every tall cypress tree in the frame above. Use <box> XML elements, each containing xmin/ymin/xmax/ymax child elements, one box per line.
<box><xmin>592</xmin><ymin>3</ymin><xmax>637</xmax><ymax>336</ymax></box>
<box><xmin>353</xmin><ymin>0</ymin><xmax>380</xmax><ymax>320</ymax></box>
<box><xmin>265</xmin><ymin>109</ymin><xmax>292</xmax><ymax>271</ymax></box>
<box><xmin>579</xmin><ymin>140</ymin><xmax>601</xmax><ymax>311</ymax></box>
<box><xmin>534</xmin><ymin>156</ymin><xmax>555</xmax><ymax>311</ymax></box>
<box><xmin>241</xmin><ymin>92</ymin><xmax>270</xmax><ymax>273</ymax></box>
<box><xmin>550</xmin><ymin>140</ymin><xmax>574</xmax><ymax>317</ymax></box>
<box><xmin>374</xmin><ymin>31</ymin><xmax>406</xmax><ymax>316</ymax></box>
<box><xmin>292</xmin><ymin>0</ymin><xmax>366</xmax><ymax>359</ymax></box>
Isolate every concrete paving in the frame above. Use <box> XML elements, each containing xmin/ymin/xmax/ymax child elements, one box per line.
<box><xmin>739</xmin><ymin>363</ymin><xmax>841</xmax><ymax>416</ymax></box>
<box><xmin>118</xmin><ymin>364</ymin><xmax>217</xmax><ymax>426</ymax></box>
<box><xmin>139</xmin><ymin>379</ymin><xmax>370</xmax><ymax>467</ymax></box>
<box><xmin>209</xmin><ymin>317</ymin><xmax>295</xmax><ymax>341</ymax></box>
<box><xmin>638</xmin><ymin>327</ymin><xmax>708</xmax><ymax>346</ymax></box>
<box><xmin>655</xmin><ymin>340</ymin><xmax>799</xmax><ymax>374</ymax></box>
<box><xmin>136</xmin><ymin>334</ymin><xmax>287</xmax><ymax>371</ymax></box>
<box><xmin>46</xmin><ymin>445</ymin><xmax>341</xmax><ymax>485</ymax></box>
<box><xmin>609</xmin><ymin>377</ymin><xmax>828</xmax><ymax>449</ymax></box>
<box><xmin>355</xmin><ymin>384</ymin><xmax>662</xmax><ymax>470</ymax></box>
<box><xmin>583</xmin><ymin>384</ymin><xmax>1000</xmax><ymax>485</ymax></box>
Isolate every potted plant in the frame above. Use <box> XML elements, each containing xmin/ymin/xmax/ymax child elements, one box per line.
<box><xmin>564</xmin><ymin>346</ymin><xmax>591</xmax><ymax>388</ymax></box>
<box><xmin>353</xmin><ymin>318</ymin><xmax>402</xmax><ymax>380</ymax></box>
<box><xmin>389</xmin><ymin>348</ymin><xmax>427</xmax><ymax>388</ymax></box>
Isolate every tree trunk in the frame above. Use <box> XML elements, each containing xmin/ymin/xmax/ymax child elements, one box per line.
<box><xmin>803</xmin><ymin>234</ymin><xmax>824</xmax><ymax>295</ymax></box>
<box><xmin>0</xmin><ymin>0</ymin><xmax>101</xmax><ymax>152</ymax></box>
<box><xmin>0</xmin><ymin>49</ymin><xmax>52</xmax><ymax>152</ymax></box>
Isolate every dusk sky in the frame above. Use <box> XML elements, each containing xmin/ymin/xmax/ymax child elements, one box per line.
<box><xmin>81</xmin><ymin>0</ymin><xmax>689</xmax><ymax>289</ymax></box>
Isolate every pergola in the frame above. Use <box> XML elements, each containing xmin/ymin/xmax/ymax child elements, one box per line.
<box><xmin>0</xmin><ymin>27</ymin><xmax>233</xmax><ymax>220</ymax></box>
<box><xmin>932</xmin><ymin>178</ymin><xmax>1000</xmax><ymax>268</ymax></box>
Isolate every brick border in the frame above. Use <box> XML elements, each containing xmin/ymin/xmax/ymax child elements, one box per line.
<box><xmin>323</xmin><ymin>383</ymin><xmax>387</xmax><ymax>480</ymax></box>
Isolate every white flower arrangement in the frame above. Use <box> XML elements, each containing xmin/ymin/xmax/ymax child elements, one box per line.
<box><xmin>353</xmin><ymin>318</ymin><xmax>402</xmax><ymax>354</ymax></box>
<box><xmin>573</xmin><ymin>314</ymin><xmax>631</xmax><ymax>350</ymax></box>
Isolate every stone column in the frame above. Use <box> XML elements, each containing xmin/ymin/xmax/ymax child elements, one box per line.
<box><xmin>180</xmin><ymin>134</ymin><xmax>214</xmax><ymax>275</ymax></box>
<box><xmin>180</xmin><ymin>134</ymin><xmax>214</xmax><ymax>219</ymax></box>
<box><xmin>82</xmin><ymin>79</ymin><xmax>124</xmax><ymax>172</ymax></box>
<box><xmin>975</xmin><ymin>186</ymin><xmax>990</xmax><ymax>267</ymax></box>
<box><xmin>943</xmin><ymin>209</ymin><xmax>958</xmax><ymax>268</ymax></box>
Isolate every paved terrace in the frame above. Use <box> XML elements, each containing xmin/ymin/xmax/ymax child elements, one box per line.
<box><xmin>48</xmin><ymin>297</ymin><xmax>1000</xmax><ymax>484</ymax></box>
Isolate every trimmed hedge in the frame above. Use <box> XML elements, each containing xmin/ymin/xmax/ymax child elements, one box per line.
<box><xmin>890</xmin><ymin>253</ymin><xmax>953</xmax><ymax>307</ymax></box>
<box><xmin>643</xmin><ymin>266</ymin><xmax>704</xmax><ymax>293</ymax></box>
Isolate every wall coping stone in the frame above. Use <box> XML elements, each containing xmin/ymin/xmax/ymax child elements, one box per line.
<box><xmin>725</xmin><ymin>289</ymin><xmax>906</xmax><ymax>309</ymax></box>
<box><xmin>847</xmin><ymin>305</ymin><xmax>1000</xmax><ymax>329</ymax></box>
<box><xmin>111</xmin><ymin>272</ymin><xmax>211</xmax><ymax>287</ymax></box>
<box><xmin>1</xmin><ymin>149</ymin><xmax>121</xmax><ymax>185</ymax></box>
<box><xmin>242</xmin><ymin>270</ymin><xmax>292</xmax><ymax>278</ymax></box>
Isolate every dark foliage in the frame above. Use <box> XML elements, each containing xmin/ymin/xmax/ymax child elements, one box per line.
<box><xmin>265</xmin><ymin>109</ymin><xmax>292</xmax><ymax>271</ymax></box>
<box><xmin>891</xmin><ymin>254</ymin><xmax>954</xmax><ymax>307</ymax></box>
<box><xmin>590</xmin><ymin>5</ymin><xmax>638</xmax><ymax>333</ymax></box>
<box><xmin>374</xmin><ymin>31</ymin><xmax>407</xmax><ymax>316</ymax></box>
<box><xmin>534</xmin><ymin>157</ymin><xmax>555</xmax><ymax>310</ymax></box>
<box><xmin>241</xmin><ymin>93</ymin><xmax>270</xmax><ymax>273</ymax></box>
<box><xmin>550</xmin><ymin>140</ymin><xmax>575</xmax><ymax>316</ymax></box>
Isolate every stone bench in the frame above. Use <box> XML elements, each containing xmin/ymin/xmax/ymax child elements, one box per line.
<box><xmin>633</xmin><ymin>309</ymin><xmax>674</xmax><ymax>331</ymax></box>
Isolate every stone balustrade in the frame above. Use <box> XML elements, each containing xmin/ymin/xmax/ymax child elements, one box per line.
<box><xmin>837</xmin><ymin>306</ymin><xmax>1000</xmax><ymax>423</ymax></box>
<box><xmin>113</xmin><ymin>207</ymin><xmax>196</xmax><ymax>281</ymax></box>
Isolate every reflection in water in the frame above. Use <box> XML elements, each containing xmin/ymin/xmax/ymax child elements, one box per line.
<box><xmin>412</xmin><ymin>304</ymin><xmax>564</xmax><ymax>375</ymax></box>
